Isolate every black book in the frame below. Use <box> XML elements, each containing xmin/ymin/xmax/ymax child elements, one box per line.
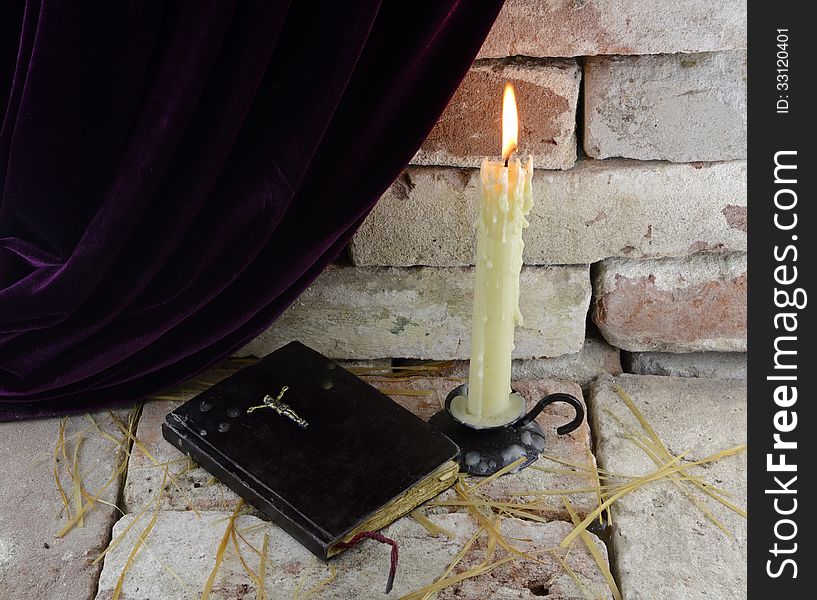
<box><xmin>162</xmin><ymin>341</ymin><xmax>459</xmax><ymax>559</ymax></box>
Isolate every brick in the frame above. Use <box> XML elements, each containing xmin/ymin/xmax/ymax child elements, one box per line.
<box><xmin>365</xmin><ymin>377</ymin><xmax>599</xmax><ymax>520</ymax></box>
<box><xmin>592</xmin><ymin>253</ymin><xmax>747</xmax><ymax>352</ymax></box>
<box><xmin>350</xmin><ymin>159</ymin><xmax>746</xmax><ymax>266</ymax></box>
<box><xmin>95</xmin><ymin>511</ymin><xmax>611</xmax><ymax>599</ymax></box>
<box><xmin>241</xmin><ymin>264</ymin><xmax>591</xmax><ymax>360</ymax></box>
<box><xmin>584</xmin><ymin>51</ymin><xmax>747</xmax><ymax>162</ymax></box>
<box><xmin>413</xmin><ymin>59</ymin><xmax>580</xmax><ymax>170</ymax></box>
<box><xmin>589</xmin><ymin>374</ymin><xmax>746</xmax><ymax>599</ymax></box>
<box><xmin>508</xmin><ymin>333</ymin><xmax>623</xmax><ymax>387</ymax></box>
<box><xmin>396</xmin><ymin>331</ymin><xmax>622</xmax><ymax>388</ymax></box>
<box><xmin>0</xmin><ymin>411</ymin><xmax>132</xmax><ymax>600</ymax></box>
<box><xmin>626</xmin><ymin>351</ymin><xmax>747</xmax><ymax>380</ymax></box>
<box><xmin>478</xmin><ymin>0</ymin><xmax>746</xmax><ymax>58</ymax></box>
<box><xmin>350</xmin><ymin>160</ymin><xmax>746</xmax><ymax>267</ymax></box>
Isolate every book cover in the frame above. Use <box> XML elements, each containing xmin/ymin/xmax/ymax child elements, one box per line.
<box><xmin>162</xmin><ymin>341</ymin><xmax>459</xmax><ymax>559</ymax></box>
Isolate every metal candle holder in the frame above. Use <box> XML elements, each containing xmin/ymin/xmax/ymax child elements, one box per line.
<box><xmin>429</xmin><ymin>383</ymin><xmax>585</xmax><ymax>476</ymax></box>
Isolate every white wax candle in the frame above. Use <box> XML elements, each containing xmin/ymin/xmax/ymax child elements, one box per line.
<box><xmin>450</xmin><ymin>155</ymin><xmax>533</xmax><ymax>428</ymax></box>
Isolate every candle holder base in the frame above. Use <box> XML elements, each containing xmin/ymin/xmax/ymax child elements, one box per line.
<box><xmin>429</xmin><ymin>383</ymin><xmax>585</xmax><ymax>477</ymax></box>
<box><xmin>428</xmin><ymin>408</ymin><xmax>545</xmax><ymax>476</ymax></box>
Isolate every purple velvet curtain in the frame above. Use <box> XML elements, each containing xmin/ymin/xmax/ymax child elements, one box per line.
<box><xmin>0</xmin><ymin>0</ymin><xmax>502</xmax><ymax>421</ymax></box>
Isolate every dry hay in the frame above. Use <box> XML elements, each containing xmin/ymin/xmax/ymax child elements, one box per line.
<box><xmin>52</xmin><ymin>360</ymin><xmax>745</xmax><ymax>600</ymax></box>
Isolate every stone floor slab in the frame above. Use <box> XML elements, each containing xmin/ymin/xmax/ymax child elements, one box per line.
<box><xmin>0</xmin><ymin>410</ymin><xmax>133</xmax><ymax>600</ymax></box>
<box><xmin>437</xmin><ymin>516</ymin><xmax>613</xmax><ymax>599</ymax></box>
<box><xmin>365</xmin><ymin>376</ymin><xmax>600</xmax><ymax>521</ymax></box>
<box><xmin>95</xmin><ymin>510</ymin><xmax>611</xmax><ymax>599</ymax></box>
<box><xmin>122</xmin><ymin>361</ymin><xmax>260</xmax><ymax>514</ymax></box>
<box><xmin>124</xmin><ymin>398</ymin><xmax>244</xmax><ymax>514</ymax></box>
<box><xmin>589</xmin><ymin>374</ymin><xmax>747</xmax><ymax>600</ymax></box>
<box><xmin>126</xmin><ymin>373</ymin><xmax>600</xmax><ymax>524</ymax></box>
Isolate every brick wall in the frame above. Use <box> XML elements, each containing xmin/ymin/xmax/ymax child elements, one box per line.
<box><xmin>242</xmin><ymin>0</ymin><xmax>747</xmax><ymax>375</ymax></box>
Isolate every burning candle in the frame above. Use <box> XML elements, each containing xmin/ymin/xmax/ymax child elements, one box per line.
<box><xmin>450</xmin><ymin>83</ymin><xmax>533</xmax><ymax>428</ymax></box>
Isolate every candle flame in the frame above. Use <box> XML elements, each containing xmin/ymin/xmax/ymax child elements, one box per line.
<box><xmin>501</xmin><ymin>83</ymin><xmax>518</xmax><ymax>162</ymax></box>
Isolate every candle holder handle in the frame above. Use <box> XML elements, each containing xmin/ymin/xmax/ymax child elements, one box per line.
<box><xmin>513</xmin><ymin>393</ymin><xmax>584</xmax><ymax>435</ymax></box>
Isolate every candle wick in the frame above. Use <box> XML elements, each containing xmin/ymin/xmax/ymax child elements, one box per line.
<box><xmin>503</xmin><ymin>147</ymin><xmax>516</xmax><ymax>167</ymax></box>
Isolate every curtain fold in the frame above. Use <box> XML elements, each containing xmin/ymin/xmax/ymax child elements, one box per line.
<box><xmin>0</xmin><ymin>0</ymin><xmax>503</xmax><ymax>420</ymax></box>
